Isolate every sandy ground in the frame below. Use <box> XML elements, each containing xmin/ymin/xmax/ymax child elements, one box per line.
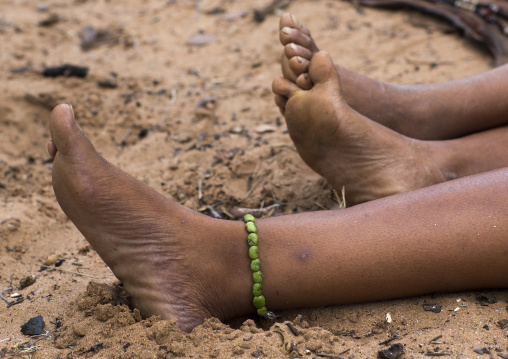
<box><xmin>1</xmin><ymin>0</ymin><xmax>508</xmax><ymax>358</ymax></box>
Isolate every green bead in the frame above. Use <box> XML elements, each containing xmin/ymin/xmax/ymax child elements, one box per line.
<box><xmin>251</xmin><ymin>259</ymin><xmax>261</xmax><ymax>271</ymax></box>
<box><xmin>247</xmin><ymin>233</ymin><xmax>258</xmax><ymax>246</ymax></box>
<box><xmin>243</xmin><ymin>214</ymin><xmax>256</xmax><ymax>223</ymax></box>
<box><xmin>245</xmin><ymin>222</ymin><xmax>257</xmax><ymax>233</ymax></box>
<box><xmin>253</xmin><ymin>295</ymin><xmax>266</xmax><ymax>309</ymax></box>
<box><xmin>257</xmin><ymin>307</ymin><xmax>268</xmax><ymax>317</ymax></box>
<box><xmin>253</xmin><ymin>283</ymin><xmax>262</xmax><ymax>296</ymax></box>
<box><xmin>253</xmin><ymin>270</ymin><xmax>263</xmax><ymax>283</ymax></box>
<box><xmin>249</xmin><ymin>246</ymin><xmax>258</xmax><ymax>259</ymax></box>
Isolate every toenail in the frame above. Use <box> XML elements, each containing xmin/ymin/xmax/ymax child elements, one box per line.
<box><xmin>290</xmin><ymin>14</ymin><xmax>300</xmax><ymax>27</ymax></box>
<box><xmin>281</xmin><ymin>27</ymin><xmax>292</xmax><ymax>35</ymax></box>
<box><xmin>67</xmin><ymin>103</ymin><xmax>75</xmax><ymax>119</ymax></box>
<box><xmin>297</xmin><ymin>56</ymin><xmax>303</xmax><ymax>64</ymax></box>
<box><xmin>303</xmin><ymin>73</ymin><xmax>309</xmax><ymax>79</ymax></box>
<box><xmin>289</xmin><ymin>43</ymin><xmax>297</xmax><ymax>51</ymax></box>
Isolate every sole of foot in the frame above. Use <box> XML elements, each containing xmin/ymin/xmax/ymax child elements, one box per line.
<box><xmin>273</xmin><ymin>52</ymin><xmax>447</xmax><ymax>204</ymax></box>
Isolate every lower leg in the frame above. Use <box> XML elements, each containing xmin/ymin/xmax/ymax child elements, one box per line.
<box><xmin>261</xmin><ymin>167</ymin><xmax>508</xmax><ymax>309</ymax></box>
<box><xmin>440</xmin><ymin>125</ymin><xmax>508</xmax><ymax>178</ymax></box>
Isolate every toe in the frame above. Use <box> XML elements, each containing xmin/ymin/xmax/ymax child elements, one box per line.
<box><xmin>296</xmin><ymin>73</ymin><xmax>313</xmax><ymax>90</ymax></box>
<box><xmin>281</xmin><ymin>55</ymin><xmax>298</xmax><ymax>82</ymax></box>
<box><xmin>49</xmin><ymin>104</ymin><xmax>93</xmax><ymax>158</ymax></box>
<box><xmin>274</xmin><ymin>94</ymin><xmax>287</xmax><ymax>115</ymax></box>
<box><xmin>308</xmin><ymin>51</ymin><xmax>340</xmax><ymax>91</ymax></box>
<box><xmin>279</xmin><ymin>13</ymin><xmax>312</xmax><ymax>36</ymax></box>
<box><xmin>47</xmin><ymin>140</ymin><xmax>57</xmax><ymax>158</ymax></box>
<box><xmin>280</xmin><ymin>27</ymin><xmax>315</xmax><ymax>49</ymax></box>
<box><xmin>279</xmin><ymin>13</ymin><xmax>319</xmax><ymax>52</ymax></box>
<box><xmin>284</xmin><ymin>43</ymin><xmax>313</xmax><ymax>61</ymax></box>
<box><xmin>272</xmin><ymin>77</ymin><xmax>302</xmax><ymax>99</ymax></box>
<box><xmin>288</xmin><ymin>56</ymin><xmax>310</xmax><ymax>77</ymax></box>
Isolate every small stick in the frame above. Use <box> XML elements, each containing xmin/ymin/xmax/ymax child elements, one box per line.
<box><xmin>315</xmin><ymin>202</ymin><xmax>326</xmax><ymax>210</ymax></box>
<box><xmin>153</xmin><ymin>110</ymin><xmax>169</xmax><ymax>132</ymax></box>
<box><xmin>236</xmin><ymin>203</ymin><xmax>283</xmax><ymax>213</ymax></box>
<box><xmin>207</xmin><ymin>206</ymin><xmax>222</xmax><ymax>219</ymax></box>
<box><xmin>198</xmin><ymin>176</ymin><xmax>203</xmax><ymax>200</ymax></box>
<box><xmin>120</xmin><ymin>126</ymin><xmax>132</xmax><ymax>145</ymax></box>
<box><xmin>195</xmin><ymin>0</ymin><xmax>202</xmax><ymax>16</ymax></box>
<box><xmin>333</xmin><ymin>186</ymin><xmax>347</xmax><ymax>208</ymax></box>
<box><xmin>6</xmin><ymin>330</ymin><xmax>56</xmax><ymax>358</ymax></box>
<box><xmin>316</xmin><ymin>353</ymin><xmax>347</xmax><ymax>359</ymax></box>
<box><xmin>40</xmin><ymin>265</ymin><xmax>100</xmax><ymax>279</ymax></box>
<box><xmin>264</xmin><ymin>207</ymin><xmax>276</xmax><ymax>219</ymax></box>
<box><xmin>270</xmin><ymin>143</ymin><xmax>296</xmax><ymax>152</ymax></box>
<box><xmin>170</xmin><ymin>89</ymin><xmax>177</xmax><ymax>105</ymax></box>
<box><xmin>430</xmin><ymin>334</ymin><xmax>443</xmax><ymax>343</ymax></box>
<box><xmin>243</xmin><ymin>176</ymin><xmax>263</xmax><ymax>200</ymax></box>
<box><xmin>221</xmin><ymin>208</ymin><xmax>235</xmax><ymax>219</ymax></box>
<box><xmin>285</xmin><ymin>322</ymin><xmax>300</xmax><ymax>336</ymax></box>
<box><xmin>0</xmin><ymin>287</ymin><xmax>13</xmax><ymax>306</ymax></box>
<box><xmin>250</xmin><ymin>160</ymin><xmax>261</xmax><ymax>180</ymax></box>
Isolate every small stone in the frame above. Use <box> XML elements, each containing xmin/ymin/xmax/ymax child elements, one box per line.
<box><xmin>39</xmin><ymin>13</ymin><xmax>59</xmax><ymax>27</ymax></box>
<box><xmin>249</xmin><ymin>246</ymin><xmax>258</xmax><ymax>260</ymax></box>
<box><xmin>230</xmin><ymin>125</ymin><xmax>243</xmax><ymax>134</ymax></box>
<box><xmin>221</xmin><ymin>10</ymin><xmax>248</xmax><ymax>21</ymax></box>
<box><xmin>43</xmin><ymin>253</ymin><xmax>59</xmax><ymax>266</ymax></box>
<box><xmin>37</xmin><ymin>4</ymin><xmax>50</xmax><ymax>12</ymax></box>
<box><xmin>254</xmin><ymin>124</ymin><xmax>276</xmax><ymax>134</ymax></box>
<box><xmin>422</xmin><ymin>304</ymin><xmax>441</xmax><ymax>313</ymax></box>
<box><xmin>378</xmin><ymin>343</ymin><xmax>404</xmax><ymax>359</ymax></box>
<box><xmin>19</xmin><ymin>275</ymin><xmax>36</xmax><ymax>289</ymax></box>
<box><xmin>497</xmin><ymin>319</ymin><xmax>508</xmax><ymax>329</ymax></box>
<box><xmin>97</xmin><ymin>75</ymin><xmax>118</xmax><ymax>88</ymax></box>
<box><xmin>20</xmin><ymin>315</ymin><xmax>45</xmax><ymax>336</ymax></box>
<box><xmin>185</xmin><ymin>33</ymin><xmax>218</xmax><ymax>46</ymax></box>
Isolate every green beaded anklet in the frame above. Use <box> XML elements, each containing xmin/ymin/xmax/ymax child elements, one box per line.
<box><xmin>243</xmin><ymin>214</ymin><xmax>274</xmax><ymax>319</ymax></box>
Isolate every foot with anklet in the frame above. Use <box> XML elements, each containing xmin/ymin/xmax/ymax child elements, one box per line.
<box><xmin>47</xmin><ymin>104</ymin><xmax>255</xmax><ymax>332</ymax></box>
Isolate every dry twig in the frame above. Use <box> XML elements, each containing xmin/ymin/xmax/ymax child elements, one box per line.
<box><xmin>39</xmin><ymin>265</ymin><xmax>100</xmax><ymax>279</ymax></box>
<box><xmin>333</xmin><ymin>186</ymin><xmax>347</xmax><ymax>208</ymax></box>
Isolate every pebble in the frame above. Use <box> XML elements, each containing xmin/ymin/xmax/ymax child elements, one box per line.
<box><xmin>20</xmin><ymin>315</ymin><xmax>45</xmax><ymax>336</ymax></box>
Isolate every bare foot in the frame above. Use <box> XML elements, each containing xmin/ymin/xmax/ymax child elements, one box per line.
<box><xmin>276</xmin><ymin>13</ymin><xmax>508</xmax><ymax>141</ymax></box>
<box><xmin>48</xmin><ymin>104</ymin><xmax>252</xmax><ymax>332</ymax></box>
<box><xmin>272</xmin><ymin>52</ymin><xmax>449</xmax><ymax>204</ymax></box>
<box><xmin>276</xmin><ymin>13</ymin><xmax>400</xmax><ymax>128</ymax></box>
<box><xmin>278</xmin><ymin>13</ymin><xmax>317</xmax><ymax>89</ymax></box>
<box><xmin>275</xmin><ymin>13</ymin><xmax>318</xmax><ymax>114</ymax></box>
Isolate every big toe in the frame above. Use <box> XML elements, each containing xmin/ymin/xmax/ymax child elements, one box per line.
<box><xmin>49</xmin><ymin>104</ymin><xmax>95</xmax><ymax>158</ymax></box>
<box><xmin>272</xmin><ymin>76</ymin><xmax>302</xmax><ymax>99</ymax></box>
<box><xmin>308</xmin><ymin>52</ymin><xmax>340</xmax><ymax>89</ymax></box>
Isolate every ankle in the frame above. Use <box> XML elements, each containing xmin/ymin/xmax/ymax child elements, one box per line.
<box><xmin>422</xmin><ymin>140</ymin><xmax>460</xmax><ymax>183</ymax></box>
<box><xmin>199</xmin><ymin>217</ymin><xmax>254</xmax><ymax>320</ymax></box>
<box><xmin>338</xmin><ymin>66</ymin><xmax>403</xmax><ymax>126</ymax></box>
